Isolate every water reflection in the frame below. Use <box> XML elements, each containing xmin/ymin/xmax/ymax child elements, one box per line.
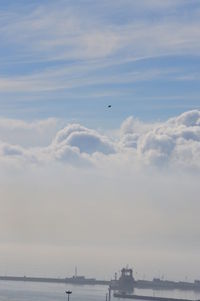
<box><xmin>0</xmin><ymin>281</ymin><xmax>200</xmax><ymax>301</ymax></box>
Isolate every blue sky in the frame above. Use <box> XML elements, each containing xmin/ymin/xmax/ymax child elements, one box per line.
<box><xmin>0</xmin><ymin>0</ymin><xmax>200</xmax><ymax>127</ymax></box>
<box><xmin>1</xmin><ymin>1</ymin><xmax>200</xmax><ymax>279</ymax></box>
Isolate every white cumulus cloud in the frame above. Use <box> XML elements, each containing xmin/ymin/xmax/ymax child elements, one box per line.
<box><xmin>52</xmin><ymin>123</ymin><xmax>115</xmax><ymax>155</ymax></box>
<box><xmin>132</xmin><ymin>110</ymin><xmax>200</xmax><ymax>168</ymax></box>
<box><xmin>0</xmin><ymin>110</ymin><xmax>200</xmax><ymax>170</ymax></box>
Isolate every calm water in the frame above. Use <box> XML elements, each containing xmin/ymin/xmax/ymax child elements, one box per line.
<box><xmin>0</xmin><ymin>281</ymin><xmax>200</xmax><ymax>301</ymax></box>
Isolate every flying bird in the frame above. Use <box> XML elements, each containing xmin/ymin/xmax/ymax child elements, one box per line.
<box><xmin>107</xmin><ymin>105</ymin><xmax>112</xmax><ymax>108</ymax></box>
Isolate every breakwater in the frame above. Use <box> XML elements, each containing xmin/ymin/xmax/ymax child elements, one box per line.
<box><xmin>1</xmin><ymin>276</ymin><xmax>200</xmax><ymax>292</ymax></box>
<box><xmin>135</xmin><ymin>280</ymin><xmax>200</xmax><ymax>291</ymax></box>
<box><xmin>0</xmin><ymin>276</ymin><xmax>109</xmax><ymax>285</ymax></box>
<box><xmin>113</xmin><ymin>293</ymin><xmax>199</xmax><ymax>301</ymax></box>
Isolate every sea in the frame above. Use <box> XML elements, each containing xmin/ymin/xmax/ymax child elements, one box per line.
<box><xmin>1</xmin><ymin>281</ymin><xmax>200</xmax><ymax>301</ymax></box>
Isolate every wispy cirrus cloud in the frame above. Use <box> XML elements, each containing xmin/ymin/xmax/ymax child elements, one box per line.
<box><xmin>0</xmin><ymin>0</ymin><xmax>200</xmax><ymax>98</ymax></box>
<box><xmin>0</xmin><ymin>66</ymin><xmax>180</xmax><ymax>93</ymax></box>
<box><xmin>1</xmin><ymin>0</ymin><xmax>200</xmax><ymax>63</ymax></box>
<box><xmin>0</xmin><ymin>0</ymin><xmax>200</xmax><ymax>123</ymax></box>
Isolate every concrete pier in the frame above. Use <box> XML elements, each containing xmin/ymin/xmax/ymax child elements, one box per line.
<box><xmin>113</xmin><ymin>293</ymin><xmax>199</xmax><ymax>301</ymax></box>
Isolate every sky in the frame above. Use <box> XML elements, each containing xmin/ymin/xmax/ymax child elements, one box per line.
<box><xmin>0</xmin><ymin>0</ymin><xmax>200</xmax><ymax>281</ymax></box>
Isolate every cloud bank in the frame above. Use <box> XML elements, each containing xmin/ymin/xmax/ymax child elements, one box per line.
<box><xmin>0</xmin><ymin>110</ymin><xmax>200</xmax><ymax>170</ymax></box>
<box><xmin>1</xmin><ymin>110</ymin><xmax>200</xmax><ymax>280</ymax></box>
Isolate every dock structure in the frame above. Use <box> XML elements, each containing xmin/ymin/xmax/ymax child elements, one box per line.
<box><xmin>113</xmin><ymin>293</ymin><xmax>199</xmax><ymax>301</ymax></box>
<box><xmin>110</xmin><ymin>267</ymin><xmax>134</xmax><ymax>292</ymax></box>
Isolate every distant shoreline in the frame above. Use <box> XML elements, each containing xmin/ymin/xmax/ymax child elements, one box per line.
<box><xmin>1</xmin><ymin>276</ymin><xmax>200</xmax><ymax>292</ymax></box>
<box><xmin>0</xmin><ymin>275</ymin><xmax>109</xmax><ymax>286</ymax></box>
